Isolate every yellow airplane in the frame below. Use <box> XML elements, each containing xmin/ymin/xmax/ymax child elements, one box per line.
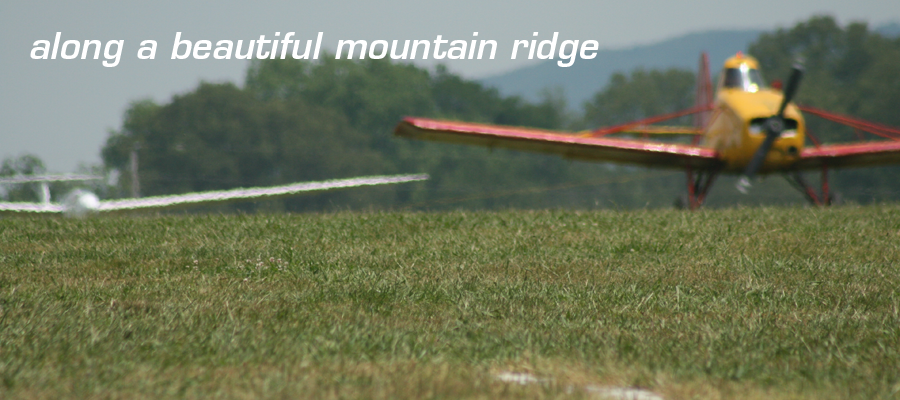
<box><xmin>395</xmin><ymin>52</ymin><xmax>900</xmax><ymax>209</ymax></box>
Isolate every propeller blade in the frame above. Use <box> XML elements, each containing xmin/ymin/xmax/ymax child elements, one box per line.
<box><xmin>736</xmin><ymin>64</ymin><xmax>804</xmax><ymax>193</ymax></box>
<box><xmin>737</xmin><ymin>130</ymin><xmax>779</xmax><ymax>193</ymax></box>
<box><xmin>777</xmin><ymin>64</ymin><xmax>804</xmax><ymax>117</ymax></box>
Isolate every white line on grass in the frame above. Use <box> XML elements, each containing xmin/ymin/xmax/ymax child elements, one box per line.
<box><xmin>496</xmin><ymin>371</ymin><xmax>664</xmax><ymax>400</ymax></box>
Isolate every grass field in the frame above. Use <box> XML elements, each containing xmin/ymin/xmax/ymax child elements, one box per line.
<box><xmin>1</xmin><ymin>206</ymin><xmax>899</xmax><ymax>399</ymax></box>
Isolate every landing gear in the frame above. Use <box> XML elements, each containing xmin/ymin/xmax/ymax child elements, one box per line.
<box><xmin>683</xmin><ymin>166</ymin><xmax>719</xmax><ymax>210</ymax></box>
<box><xmin>784</xmin><ymin>165</ymin><xmax>834</xmax><ymax>206</ymax></box>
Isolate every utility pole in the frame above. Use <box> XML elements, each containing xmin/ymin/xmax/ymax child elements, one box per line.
<box><xmin>130</xmin><ymin>143</ymin><xmax>140</xmax><ymax>198</ymax></box>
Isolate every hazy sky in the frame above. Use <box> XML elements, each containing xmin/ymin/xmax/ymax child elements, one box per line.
<box><xmin>2</xmin><ymin>0</ymin><xmax>898</xmax><ymax>172</ymax></box>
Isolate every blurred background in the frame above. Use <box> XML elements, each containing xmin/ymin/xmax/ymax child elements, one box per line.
<box><xmin>3</xmin><ymin>1</ymin><xmax>899</xmax><ymax>210</ymax></box>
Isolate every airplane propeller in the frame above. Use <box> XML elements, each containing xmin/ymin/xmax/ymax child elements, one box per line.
<box><xmin>736</xmin><ymin>63</ymin><xmax>804</xmax><ymax>193</ymax></box>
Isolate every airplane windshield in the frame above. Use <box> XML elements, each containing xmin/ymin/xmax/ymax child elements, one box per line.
<box><xmin>721</xmin><ymin>65</ymin><xmax>766</xmax><ymax>92</ymax></box>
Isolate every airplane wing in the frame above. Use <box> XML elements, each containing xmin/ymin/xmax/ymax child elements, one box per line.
<box><xmin>96</xmin><ymin>174</ymin><xmax>429</xmax><ymax>212</ymax></box>
<box><xmin>395</xmin><ymin>117</ymin><xmax>721</xmax><ymax>169</ymax></box>
<box><xmin>0</xmin><ymin>174</ymin><xmax>101</xmax><ymax>214</ymax></box>
<box><xmin>0</xmin><ymin>202</ymin><xmax>63</xmax><ymax>214</ymax></box>
<box><xmin>795</xmin><ymin>141</ymin><xmax>900</xmax><ymax>170</ymax></box>
<box><xmin>0</xmin><ymin>175</ymin><xmax>102</xmax><ymax>184</ymax></box>
<box><xmin>614</xmin><ymin>126</ymin><xmax>703</xmax><ymax>135</ymax></box>
<box><xmin>0</xmin><ymin>174</ymin><xmax>428</xmax><ymax>215</ymax></box>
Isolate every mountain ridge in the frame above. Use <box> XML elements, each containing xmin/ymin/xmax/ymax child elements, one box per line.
<box><xmin>480</xmin><ymin>21</ymin><xmax>899</xmax><ymax>109</ymax></box>
<box><xmin>478</xmin><ymin>29</ymin><xmax>763</xmax><ymax>108</ymax></box>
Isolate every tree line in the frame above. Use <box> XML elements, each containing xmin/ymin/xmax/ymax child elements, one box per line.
<box><xmin>5</xmin><ymin>16</ymin><xmax>899</xmax><ymax>209</ymax></box>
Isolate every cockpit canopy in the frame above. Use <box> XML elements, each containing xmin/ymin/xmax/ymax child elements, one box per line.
<box><xmin>719</xmin><ymin>53</ymin><xmax>767</xmax><ymax>93</ymax></box>
<box><xmin>720</xmin><ymin>65</ymin><xmax>766</xmax><ymax>92</ymax></box>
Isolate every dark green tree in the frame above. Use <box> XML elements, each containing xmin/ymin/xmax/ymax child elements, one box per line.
<box><xmin>245</xmin><ymin>57</ymin><xmax>593</xmax><ymax>210</ymax></box>
<box><xmin>582</xmin><ymin>68</ymin><xmax>696</xmax><ymax>128</ymax></box>
<box><xmin>102</xmin><ymin>82</ymin><xmax>389</xmax><ymax>211</ymax></box>
<box><xmin>749</xmin><ymin>15</ymin><xmax>900</xmax><ymax>203</ymax></box>
<box><xmin>749</xmin><ymin>16</ymin><xmax>900</xmax><ymax>139</ymax></box>
<box><xmin>0</xmin><ymin>154</ymin><xmax>47</xmax><ymax>202</ymax></box>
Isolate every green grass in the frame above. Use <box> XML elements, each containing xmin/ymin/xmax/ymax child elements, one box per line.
<box><xmin>1</xmin><ymin>206</ymin><xmax>899</xmax><ymax>399</ymax></box>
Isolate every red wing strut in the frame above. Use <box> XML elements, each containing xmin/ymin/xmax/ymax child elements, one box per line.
<box><xmin>794</xmin><ymin>105</ymin><xmax>900</xmax><ymax>169</ymax></box>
